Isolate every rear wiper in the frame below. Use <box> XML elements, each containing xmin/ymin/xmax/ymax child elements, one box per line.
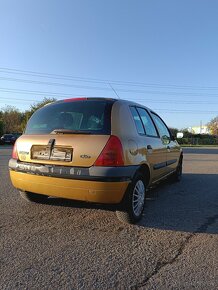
<box><xmin>51</xmin><ymin>129</ymin><xmax>92</xmax><ymax>135</ymax></box>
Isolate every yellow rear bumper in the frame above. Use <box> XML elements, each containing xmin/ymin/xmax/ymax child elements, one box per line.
<box><xmin>10</xmin><ymin>171</ymin><xmax>129</xmax><ymax>204</ymax></box>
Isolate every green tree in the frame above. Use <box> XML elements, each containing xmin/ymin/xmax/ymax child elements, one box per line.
<box><xmin>207</xmin><ymin>116</ymin><xmax>218</xmax><ymax>135</ymax></box>
<box><xmin>29</xmin><ymin>97</ymin><xmax>56</xmax><ymax>115</ymax></box>
<box><xmin>169</xmin><ymin>127</ymin><xmax>178</xmax><ymax>137</ymax></box>
<box><xmin>1</xmin><ymin>106</ymin><xmax>22</xmax><ymax>133</ymax></box>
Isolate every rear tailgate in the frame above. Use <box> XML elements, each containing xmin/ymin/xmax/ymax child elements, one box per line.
<box><xmin>16</xmin><ymin>134</ymin><xmax>110</xmax><ymax>167</ymax></box>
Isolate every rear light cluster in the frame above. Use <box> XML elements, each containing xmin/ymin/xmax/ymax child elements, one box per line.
<box><xmin>12</xmin><ymin>142</ymin><xmax>18</xmax><ymax>160</ymax></box>
<box><xmin>94</xmin><ymin>135</ymin><xmax>124</xmax><ymax>167</ymax></box>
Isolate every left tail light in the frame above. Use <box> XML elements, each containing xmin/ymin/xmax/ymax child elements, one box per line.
<box><xmin>12</xmin><ymin>142</ymin><xmax>18</xmax><ymax>160</ymax></box>
<box><xmin>94</xmin><ymin>135</ymin><xmax>124</xmax><ymax>166</ymax></box>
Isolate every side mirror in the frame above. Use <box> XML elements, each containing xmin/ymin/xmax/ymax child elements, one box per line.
<box><xmin>176</xmin><ymin>132</ymin><xmax>184</xmax><ymax>139</ymax></box>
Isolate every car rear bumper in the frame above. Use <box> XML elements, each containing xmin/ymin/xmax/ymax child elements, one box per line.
<box><xmin>10</xmin><ymin>171</ymin><xmax>129</xmax><ymax>203</ymax></box>
<box><xmin>9</xmin><ymin>159</ymin><xmax>138</xmax><ymax>204</ymax></box>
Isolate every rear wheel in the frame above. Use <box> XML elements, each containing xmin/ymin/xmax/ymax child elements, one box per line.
<box><xmin>19</xmin><ymin>191</ymin><xmax>48</xmax><ymax>203</ymax></box>
<box><xmin>116</xmin><ymin>172</ymin><xmax>146</xmax><ymax>224</ymax></box>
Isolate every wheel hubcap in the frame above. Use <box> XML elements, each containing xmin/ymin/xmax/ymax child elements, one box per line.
<box><xmin>132</xmin><ymin>180</ymin><xmax>145</xmax><ymax>217</ymax></box>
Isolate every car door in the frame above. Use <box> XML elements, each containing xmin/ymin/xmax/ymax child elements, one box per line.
<box><xmin>131</xmin><ymin>107</ymin><xmax>167</xmax><ymax>182</ymax></box>
<box><xmin>150</xmin><ymin>112</ymin><xmax>180</xmax><ymax>174</ymax></box>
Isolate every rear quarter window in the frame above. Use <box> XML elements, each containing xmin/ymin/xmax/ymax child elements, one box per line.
<box><xmin>130</xmin><ymin>107</ymin><xmax>145</xmax><ymax>135</ymax></box>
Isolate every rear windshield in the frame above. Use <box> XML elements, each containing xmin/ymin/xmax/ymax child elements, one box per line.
<box><xmin>25</xmin><ymin>99</ymin><xmax>114</xmax><ymax>135</ymax></box>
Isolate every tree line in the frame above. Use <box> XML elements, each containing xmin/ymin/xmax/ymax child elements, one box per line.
<box><xmin>0</xmin><ymin>98</ymin><xmax>56</xmax><ymax>136</ymax></box>
<box><xmin>170</xmin><ymin>117</ymin><xmax>218</xmax><ymax>145</ymax></box>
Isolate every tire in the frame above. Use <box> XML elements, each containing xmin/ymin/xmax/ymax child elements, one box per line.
<box><xmin>19</xmin><ymin>191</ymin><xmax>48</xmax><ymax>203</ymax></box>
<box><xmin>116</xmin><ymin>172</ymin><xmax>146</xmax><ymax>224</ymax></box>
<box><xmin>172</xmin><ymin>157</ymin><xmax>183</xmax><ymax>182</ymax></box>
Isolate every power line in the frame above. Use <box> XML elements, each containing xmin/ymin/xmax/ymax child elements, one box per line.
<box><xmin>0</xmin><ymin>87</ymin><xmax>83</xmax><ymax>98</ymax></box>
<box><xmin>0</xmin><ymin>68</ymin><xmax>107</xmax><ymax>85</ymax></box>
<box><xmin>1</xmin><ymin>66</ymin><xmax>218</xmax><ymax>90</ymax></box>
<box><xmin>1</xmin><ymin>76</ymin><xmax>218</xmax><ymax>97</ymax></box>
<box><xmin>0</xmin><ymin>76</ymin><xmax>109</xmax><ymax>91</ymax></box>
<box><xmin>1</xmin><ymin>87</ymin><xmax>218</xmax><ymax>105</ymax></box>
<box><xmin>0</xmin><ymin>67</ymin><xmax>217</xmax><ymax>115</ymax></box>
<box><xmin>0</xmin><ymin>97</ymin><xmax>35</xmax><ymax>102</ymax></box>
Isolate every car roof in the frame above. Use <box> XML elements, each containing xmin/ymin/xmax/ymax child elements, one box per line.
<box><xmin>114</xmin><ymin>98</ymin><xmax>154</xmax><ymax>113</ymax></box>
<box><xmin>52</xmin><ymin>97</ymin><xmax>155</xmax><ymax>113</ymax></box>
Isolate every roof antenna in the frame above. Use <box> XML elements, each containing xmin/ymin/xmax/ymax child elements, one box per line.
<box><xmin>108</xmin><ymin>83</ymin><xmax>120</xmax><ymax>99</ymax></box>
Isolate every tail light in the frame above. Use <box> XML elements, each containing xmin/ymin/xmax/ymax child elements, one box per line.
<box><xmin>12</xmin><ymin>142</ymin><xmax>18</xmax><ymax>160</ymax></box>
<box><xmin>94</xmin><ymin>135</ymin><xmax>124</xmax><ymax>166</ymax></box>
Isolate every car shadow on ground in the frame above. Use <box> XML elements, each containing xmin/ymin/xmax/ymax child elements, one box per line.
<box><xmin>42</xmin><ymin>173</ymin><xmax>218</xmax><ymax>234</ymax></box>
<box><xmin>138</xmin><ymin>173</ymin><xmax>218</xmax><ymax>234</ymax></box>
<box><xmin>45</xmin><ymin>196</ymin><xmax>117</xmax><ymax>211</ymax></box>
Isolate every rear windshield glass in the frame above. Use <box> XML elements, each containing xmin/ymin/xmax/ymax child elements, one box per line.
<box><xmin>25</xmin><ymin>100</ymin><xmax>114</xmax><ymax>135</ymax></box>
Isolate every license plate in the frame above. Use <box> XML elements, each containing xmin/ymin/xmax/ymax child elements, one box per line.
<box><xmin>31</xmin><ymin>146</ymin><xmax>72</xmax><ymax>162</ymax></box>
<box><xmin>50</xmin><ymin>147</ymin><xmax>72</xmax><ymax>161</ymax></box>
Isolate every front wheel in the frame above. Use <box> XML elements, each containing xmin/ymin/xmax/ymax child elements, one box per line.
<box><xmin>19</xmin><ymin>191</ymin><xmax>49</xmax><ymax>203</ymax></box>
<box><xmin>172</xmin><ymin>157</ymin><xmax>183</xmax><ymax>182</ymax></box>
<box><xmin>116</xmin><ymin>173</ymin><xmax>146</xmax><ymax>224</ymax></box>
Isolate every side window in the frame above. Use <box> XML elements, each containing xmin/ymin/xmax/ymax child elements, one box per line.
<box><xmin>130</xmin><ymin>107</ymin><xmax>145</xmax><ymax>135</ymax></box>
<box><xmin>151</xmin><ymin>113</ymin><xmax>170</xmax><ymax>138</ymax></box>
<box><xmin>137</xmin><ymin>108</ymin><xmax>158</xmax><ymax>137</ymax></box>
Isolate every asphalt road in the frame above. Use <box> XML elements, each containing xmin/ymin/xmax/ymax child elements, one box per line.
<box><xmin>1</xmin><ymin>146</ymin><xmax>218</xmax><ymax>289</ymax></box>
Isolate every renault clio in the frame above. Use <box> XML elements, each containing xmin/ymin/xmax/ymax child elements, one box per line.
<box><xmin>9</xmin><ymin>98</ymin><xmax>183</xmax><ymax>223</ymax></box>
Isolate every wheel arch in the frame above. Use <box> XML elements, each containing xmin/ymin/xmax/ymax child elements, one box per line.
<box><xmin>137</xmin><ymin>163</ymin><xmax>151</xmax><ymax>186</ymax></box>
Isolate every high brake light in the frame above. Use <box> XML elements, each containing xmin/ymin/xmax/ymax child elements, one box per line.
<box><xmin>94</xmin><ymin>135</ymin><xmax>124</xmax><ymax>167</ymax></box>
<box><xmin>64</xmin><ymin>97</ymin><xmax>87</xmax><ymax>102</ymax></box>
<box><xmin>12</xmin><ymin>142</ymin><xmax>18</xmax><ymax>160</ymax></box>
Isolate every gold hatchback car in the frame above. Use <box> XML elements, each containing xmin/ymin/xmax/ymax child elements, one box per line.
<box><xmin>9</xmin><ymin>98</ymin><xmax>183</xmax><ymax>223</ymax></box>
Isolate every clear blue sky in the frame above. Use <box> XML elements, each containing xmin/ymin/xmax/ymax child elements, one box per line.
<box><xmin>0</xmin><ymin>0</ymin><xmax>218</xmax><ymax>129</ymax></box>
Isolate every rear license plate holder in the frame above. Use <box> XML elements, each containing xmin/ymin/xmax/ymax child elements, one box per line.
<box><xmin>31</xmin><ymin>146</ymin><xmax>72</xmax><ymax>162</ymax></box>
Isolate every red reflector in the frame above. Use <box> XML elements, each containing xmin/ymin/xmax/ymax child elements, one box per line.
<box><xmin>12</xmin><ymin>142</ymin><xmax>18</xmax><ymax>160</ymax></box>
<box><xmin>94</xmin><ymin>135</ymin><xmax>124</xmax><ymax>167</ymax></box>
<box><xmin>64</xmin><ymin>97</ymin><xmax>87</xmax><ymax>102</ymax></box>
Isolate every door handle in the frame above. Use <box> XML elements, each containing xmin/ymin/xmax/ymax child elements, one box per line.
<box><xmin>147</xmin><ymin>145</ymin><xmax>152</xmax><ymax>150</ymax></box>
